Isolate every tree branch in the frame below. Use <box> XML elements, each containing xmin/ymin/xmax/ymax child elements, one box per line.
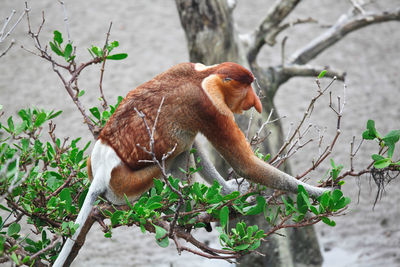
<box><xmin>265</xmin><ymin>17</ymin><xmax>317</xmax><ymax>47</ymax></box>
<box><xmin>289</xmin><ymin>8</ymin><xmax>400</xmax><ymax>65</ymax></box>
<box><xmin>247</xmin><ymin>0</ymin><xmax>301</xmax><ymax>63</ymax></box>
<box><xmin>280</xmin><ymin>64</ymin><xmax>346</xmax><ymax>81</ymax></box>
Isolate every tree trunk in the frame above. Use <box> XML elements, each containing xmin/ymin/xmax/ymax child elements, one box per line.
<box><xmin>175</xmin><ymin>0</ymin><xmax>323</xmax><ymax>266</ymax></box>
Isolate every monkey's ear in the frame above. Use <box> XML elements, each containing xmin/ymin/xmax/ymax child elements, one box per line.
<box><xmin>242</xmin><ymin>86</ymin><xmax>262</xmax><ymax>113</ymax></box>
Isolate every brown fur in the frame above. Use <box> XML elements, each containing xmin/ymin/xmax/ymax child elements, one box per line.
<box><xmin>87</xmin><ymin>157</ymin><xmax>93</xmax><ymax>181</ymax></box>
<box><xmin>110</xmin><ymin>163</ymin><xmax>160</xmax><ymax>197</ymax></box>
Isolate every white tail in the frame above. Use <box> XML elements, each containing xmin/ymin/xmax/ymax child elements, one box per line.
<box><xmin>53</xmin><ymin>180</ymin><xmax>104</xmax><ymax>267</ymax></box>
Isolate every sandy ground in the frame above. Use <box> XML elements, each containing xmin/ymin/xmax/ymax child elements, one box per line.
<box><xmin>0</xmin><ymin>0</ymin><xmax>399</xmax><ymax>266</ymax></box>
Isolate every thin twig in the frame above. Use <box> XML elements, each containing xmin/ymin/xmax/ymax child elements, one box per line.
<box><xmin>281</xmin><ymin>36</ymin><xmax>288</xmax><ymax>67</ymax></box>
<box><xmin>271</xmin><ymin>76</ymin><xmax>337</xmax><ymax>163</ymax></box>
<box><xmin>0</xmin><ymin>8</ymin><xmax>28</xmax><ymax>42</ymax></box>
<box><xmin>99</xmin><ymin>22</ymin><xmax>113</xmax><ymax>110</ymax></box>
<box><xmin>58</xmin><ymin>0</ymin><xmax>71</xmax><ymax>42</ymax></box>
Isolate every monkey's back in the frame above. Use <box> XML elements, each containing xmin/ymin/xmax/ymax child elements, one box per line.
<box><xmin>99</xmin><ymin>63</ymin><xmax>209</xmax><ymax>170</ymax></box>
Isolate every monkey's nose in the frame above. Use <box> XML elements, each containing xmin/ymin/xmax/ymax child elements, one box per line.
<box><xmin>242</xmin><ymin>87</ymin><xmax>262</xmax><ymax>113</ymax></box>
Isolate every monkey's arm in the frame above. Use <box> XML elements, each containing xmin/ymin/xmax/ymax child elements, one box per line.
<box><xmin>201</xmin><ymin>115</ymin><xmax>328</xmax><ymax>198</ymax></box>
<box><xmin>192</xmin><ymin>138</ymin><xmax>250</xmax><ymax>194</ymax></box>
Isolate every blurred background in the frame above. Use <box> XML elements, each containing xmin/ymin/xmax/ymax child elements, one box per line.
<box><xmin>0</xmin><ymin>0</ymin><xmax>399</xmax><ymax>266</ymax></box>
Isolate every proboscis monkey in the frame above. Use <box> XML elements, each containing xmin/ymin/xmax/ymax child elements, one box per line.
<box><xmin>54</xmin><ymin>62</ymin><xmax>328</xmax><ymax>266</ymax></box>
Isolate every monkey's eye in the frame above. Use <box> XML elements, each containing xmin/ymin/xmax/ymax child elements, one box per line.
<box><xmin>223</xmin><ymin>77</ymin><xmax>232</xmax><ymax>82</ymax></box>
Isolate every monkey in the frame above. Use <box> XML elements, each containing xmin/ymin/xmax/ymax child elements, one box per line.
<box><xmin>54</xmin><ymin>62</ymin><xmax>328</xmax><ymax>266</ymax></box>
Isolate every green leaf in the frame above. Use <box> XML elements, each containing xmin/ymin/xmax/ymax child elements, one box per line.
<box><xmin>111</xmin><ymin>210</ymin><xmax>124</xmax><ymax>226</ymax></box>
<box><xmin>383</xmin><ymin>130</ymin><xmax>400</xmax><ymax>145</ymax></box>
<box><xmin>245</xmin><ymin>196</ymin><xmax>266</xmax><ymax>216</ymax></box>
<box><xmin>102</xmin><ymin>110</ymin><xmax>111</xmax><ymax>122</ymax></box>
<box><xmin>22</xmin><ymin>256</ymin><xmax>30</xmax><ymax>264</ymax></box>
<box><xmin>308</xmin><ymin>205</ymin><xmax>318</xmax><ymax>215</ymax></box>
<box><xmin>318</xmin><ymin>70</ymin><xmax>327</xmax><ymax>79</ymax></box>
<box><xmin>362</xmin><ymin>119</ymin><xmax>381</xmax><ymax>140</ymax></box>
<box><xmin>45</xmin><ymin>171</ymin><xmax>63</xmax><ymax>190</ymax></box>
<box><xmin>219</xmin><ymin>206</ymin><xmax>229</xmax><ymax>229</ymax></box>
<box><xmin>331</xmin><ymin>189</ymin><xmax>343</xmax><ymax>203</ymax></box>
<box><xmin>0</xmin><ymin>204</ymin><xmax>12</xmax><ymax>212</ymax></box>
<box><xmin>78</xmin><ymin>189</ymin><xmax>88</xmax><ymax>209</ymax></box>
<box><xmin>374</xmin><ymin>158</ymin><xmax>392</xmax><ymax>169</ymax></box>
<box><xmin>53</xmin><ymin>30</ymin><xmax>63</xmax><ymax>45</ymax></box>
<box><xmin>7</xmin><ymin>116</ymin><xmax>14</xmax><ymax>133</ymax></box>
<box><xmin>321</xmin><ymin>217</ymin><xmax>336</xmax><ymax>227</ymax></box>
<box><xmin>387</xmin><ymin>144</ymin><xmax>395</xmax><ymax>159</ymax></box>
<box><xmin>372</xmin><ymin>154</ymin><xmax>385</xmax><ymax>161</ymax></box>
<box><xmin>362</xmin><ymin>130</ymin><xmax>375</xmax><ymax>140</ymax></box>
<box><xmin>236</xmin><ymin>222</ymin><xmax>246</xmax><ymax>238</ymax></box>
<box><xmin>154</xmin><ymin>225</ymin><xmax>169</xmax><ymax>248</ymax></box>
<box><xmin>235</xmin><ymin>243</ymin><xmax>250</xmax><ymax>251</ymax></box>
<box><xmin>219</xmin><ymin>232</ymin><xmax>230</xmax><ymax>245</ymax></box>
<box><xmin>333</xmin><ymin>196</ymin><xmax>351</xmax><ymax>210</ymax></box>
<box><xmin>110</xmin><ymin>40</ymin><xmax>119</xmax><ymax>48</ymax></box>
<box><xmin>282</xmin><ymin>196</ymin><xmax>296</xmax><ymax>215</ymax></box>
<box><xmin>76</xmin><ymin>150</ymin><xmax>84</xmax><ymax>164</ymax></box>
<box><xmin>34</xmin><ymin>112</ymin><xmax>47</xmax><ymax>127</ymax></box>
<box><xmin>64</xmin><ymin>43</ymin><xmax>73</xmax><ymax>60</ymax></box>
<box><xmin>249</xmin><ymin>240</ymin><xmax>261</xmax><ymax>250</ymax></box>
<box><xmin>106</xmin><ymin>53</ymin><xmax>128</xmax><ymax>60</ymax></box>
<box><xmin>78</xmin><ymin>90</ymin><xmax>85</xmax><ymax>97</ymax></box>
<box><xmin>297</xmin><ymin>193</ymin><xmax>309</xmax><ymax>215</ymax></box>
<box><xmin>153</xmin><ymin>179</ymin><xmax>164</xmax><ymax>194</ymax></box>
<box><xmin>89</xmin><ymin>107</ymin><xmax>101</xmax><ymax>120</ymax></box>
<box><xmin>318</xmin><ymin>191</ymin><xmax>330</xmax><ymax>208</ymax></box>
<box><xmin>7</xmin><ymin>222</ymin><xmax>21</xmax><ymax>237</ymax></box>
<box><xmin>253</xmin><ymin>229</ymin><xmax>265</xmax><ymax>239</ymax></box>
<box><xmin>146</xmin><ymin>195</ymin><xmax>163</xmax><ymax>210</ymax></box>
<box><xmin>49</xmin><ymin>41</ymin><xmax>64</xmax><ymax>56</ymax></box>
<box><xmin>48</xmin><ymin>110</ymin><xmax>63</xmax><ymax>120</ymax></box>
<box><xmin>10</xmin><ymin>252</ymin><xmax>19</xmax><ymax>265</ymax></box>
<box><xmin>367</xmin><ymin>120</ymin><xmax>376</xmax><ymax>133</ymax></box>
<box><xmin>222</xmin><ymin>191</ymin><xmax>240</xmax><ymax>201</ymax></box>
<box><xmin>382</xmin><ymin>130</ymin><xmax>400</xmax><ymax>158</ymax></box>
<box><xmin>15</xmin><ymin>121</ymin><xmax>27</xmax><ymax>135</ymax></box>
<box><xmin>60</xmin><ymin>188</ymin><xmax>73</xmax><ymax>213</ymax></box>
<box><xmin>192</xmin><ymin>182</ymin><xmax>204</xmax><ymax>199</ymax></box>
<box><xmin>91</xmin><ymin>46</ymin><xmax>103</xmax><ymax>57</ymax></box>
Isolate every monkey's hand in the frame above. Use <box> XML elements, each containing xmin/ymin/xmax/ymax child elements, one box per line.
<box><xmin>222</xmin><ymin>178</ymin><xmax>250</xmax><ymax>195</ymax></box>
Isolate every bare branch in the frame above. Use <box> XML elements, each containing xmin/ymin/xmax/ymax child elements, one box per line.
<box><xmin>98</xmin><ymin>22</ymin><xmax>113</xmax><ymax>110</ymax></box>
<box><xmin>0</xmin><ymin>8</ymin><xmax>28</xmax><ymax>42</ymax></box>
<box><xmin>247</xmin><ymin>0</ymin><xmax>301</xmax><ymax>62</ymax></box>
<box><xmin>58</xmin><ymin>0</ymin><xmax>71</xmax><ymax>42</ymax></box>
<box><xmin>289</xmin><ymin>8</ymin><xmax>400</xmax><ymax>65</ymax></box>
<box><xmin>296</xmin><ymin>82</ymin><xmax>346</xmax><ymax>179</ymax></box>
<box><xmin>0</xmin><ymin>6</ymin><xmax>29</xmax><ymax>58</ymax></box>
<box><xmin>268</xmin><ymin>17</ymin><xmax>317</xmax><ymax>47</ymax></box>
<box><xmin>0</xmin><ymin>39</ymin><xmax>15</xmax><ymax>58</ymax></box>
<box><xmin>281</xmin><ymin>64</ymin><xmax>346</xmax><ymax>81</ymax></box>
<box><xmin>270</xmin><ymin>76</ymin><xmax>337</xmax><ymax>163</ymax></box>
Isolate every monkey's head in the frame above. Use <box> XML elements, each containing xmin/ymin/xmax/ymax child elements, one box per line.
<box><xmin>200</xmin><ymin>62</ymin><xmax>262</xmax><ymax>114</ymax></box>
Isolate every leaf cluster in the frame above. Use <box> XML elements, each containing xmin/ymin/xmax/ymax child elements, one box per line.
<box><xmin>362</xmin><ymin>119</ymin><xmax>400</xmax><ymax>169</ymax></box>
<box><xmin>89</xmin><ymin>96</ymin><xmax>123</xmax><ymax>127</ymax></box>
<box><xmin>0</xmin><ymin>108</ymin><xmax>89</xmax><ymax>265</ymax></box>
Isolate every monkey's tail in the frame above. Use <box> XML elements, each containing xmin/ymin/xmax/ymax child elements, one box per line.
<box><xmin>53</xmin><ymin>180</ymin><xmax>104</xmax><ymax>267</ymax></box>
